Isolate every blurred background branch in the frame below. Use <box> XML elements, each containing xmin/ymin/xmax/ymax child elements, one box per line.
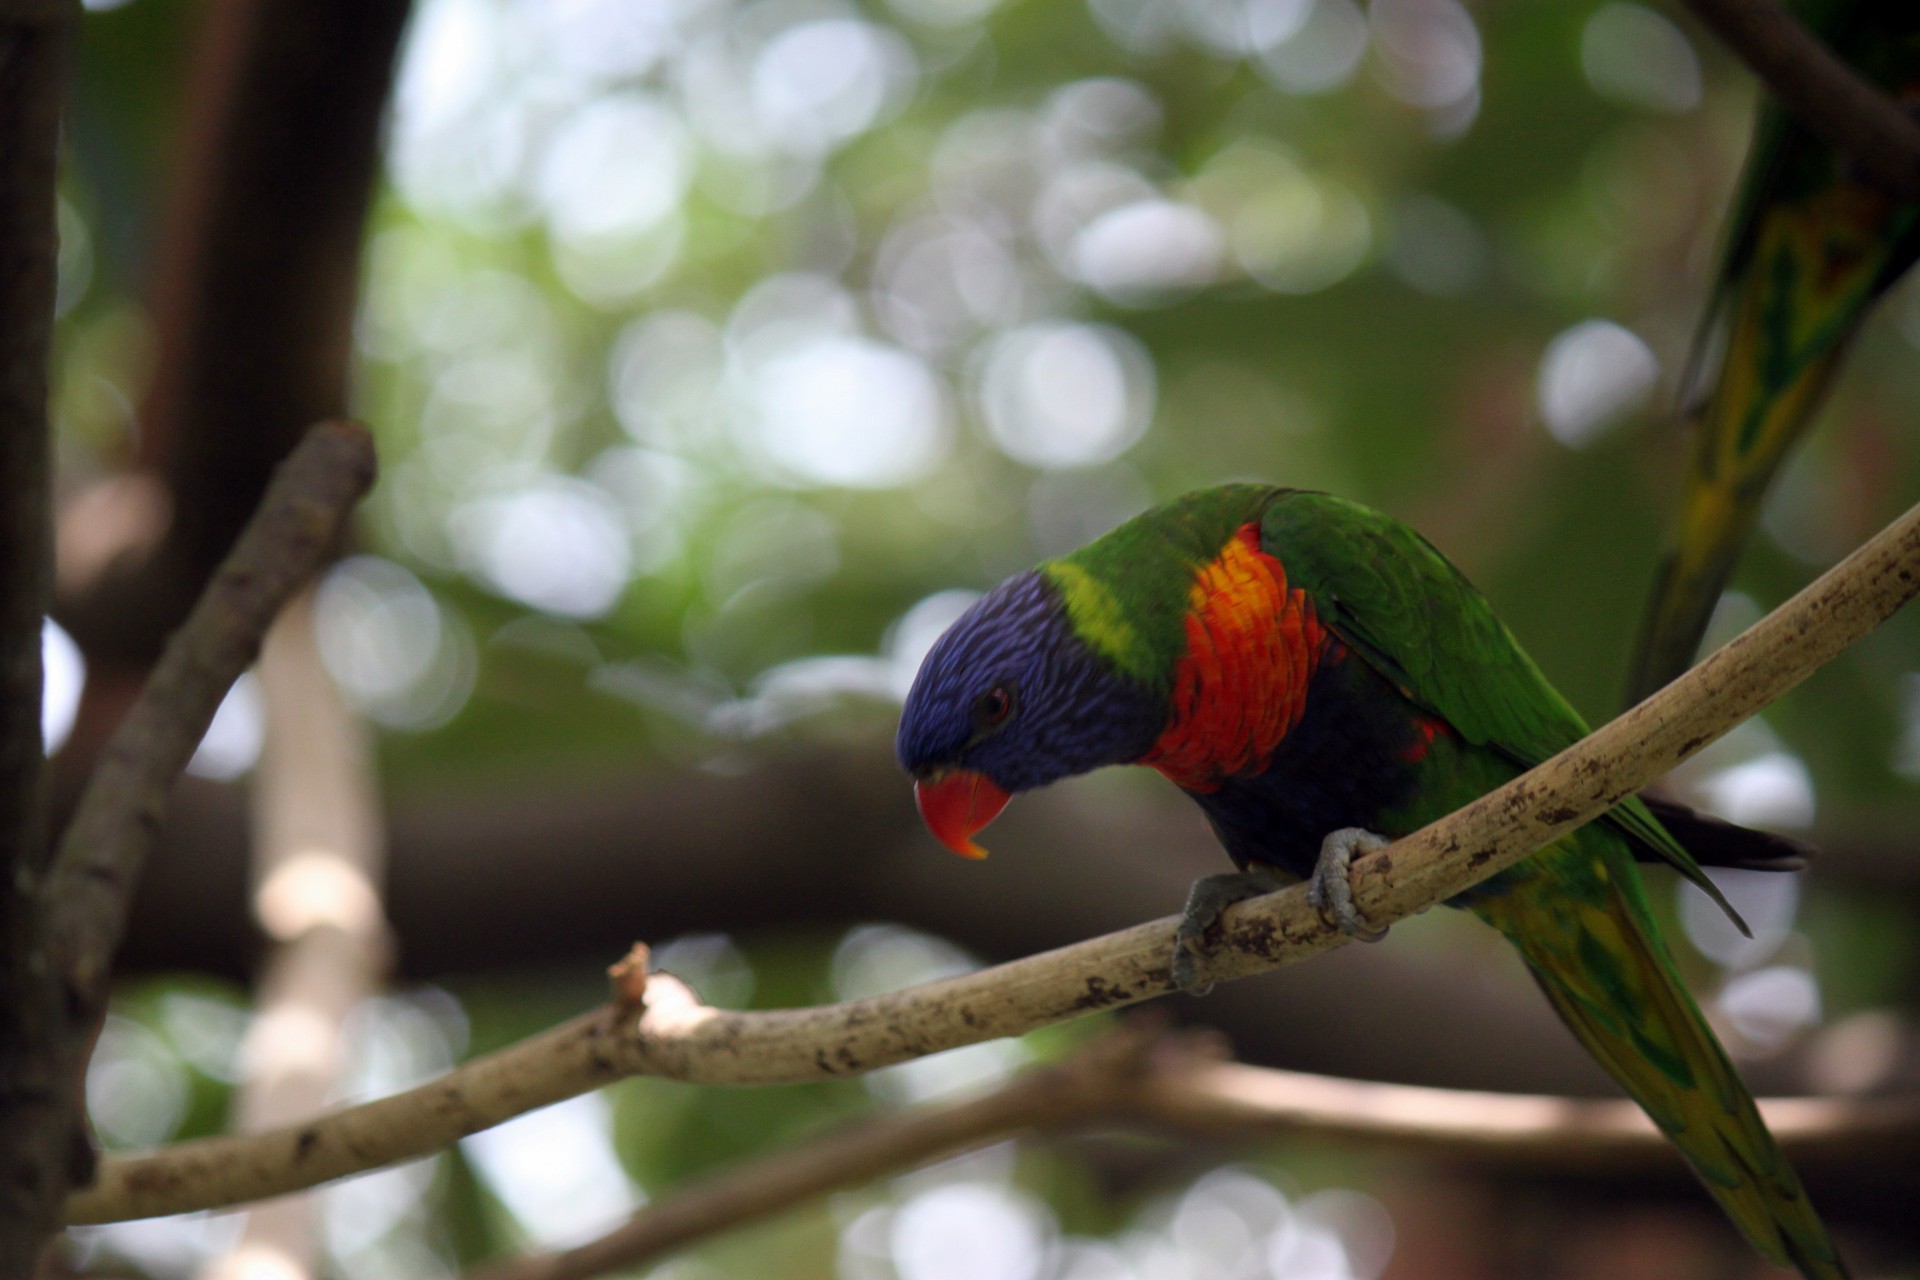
<box><xmin>50</xmin><ymin>0</ymin><xmax>409</xmax><ymax>790</ymax></box>
<box><xmin>200</xmin><ymin>591</ymin><xmax>392</xmax><ymax>1280</ymax></box>
<box><xmin>1676</xmin><ymin>0</ymin><xmax>1920</xmax><ymax>201</ymax></box>
<box><xmin>467</xmin><ymin>1024</ymin><xmax>1169</xmax><ymax>1280</ymax></box>
<box><xmin>473</xmin><ymin>1022</ymin><xmax>1920</xmax><ymax>1280</ymax></box>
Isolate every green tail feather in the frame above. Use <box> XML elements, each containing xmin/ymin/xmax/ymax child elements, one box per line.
<box><xmin>1471</xmin><ymin>833</ymin><xmax>1847</xmax><ymax>1279</ymax></box>
<box><xmin>1626</xmin><ymin>529</ymin><xmax>1753</xmax><ymax>709</ymax></box>
<box><xmin>1624</xmin><ymin>336</ymin><xmax>1848</xmax><ymax>706</ymax></box>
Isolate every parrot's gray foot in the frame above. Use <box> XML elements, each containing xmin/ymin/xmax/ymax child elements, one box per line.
<box><xmin>1308</xmin><ymin>828</ymin><xmax>1391</xmax><ymax>942</ymax></box>
<box><xmin>1173</xmin><ymin>867</ymin><xmax>1286</xmax><ymax>996</ymax></box>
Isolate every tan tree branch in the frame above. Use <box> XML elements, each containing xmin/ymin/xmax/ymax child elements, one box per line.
<box><xmin>66</xmin><ymin>496</ymin><xmax>1920</xmax><ymax>1226</ymax></box>
<box><xmin>471</xmin><ymin>1027</ymin><xmax>1920</xmax><ymax>1280</ymax></box>
<box><xmin>1677</xmin><ymin>0</ymin><xmax>1920</xmax><ymax>203</ymax></box>
<box><xmin>40</xmin><ymin>421</ymin><xmax>377</xmax><ymax>1013</ymax></box>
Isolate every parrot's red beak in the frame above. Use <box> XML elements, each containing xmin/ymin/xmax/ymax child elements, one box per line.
<box><xmin>913</xmin><ymin>769</ymin><xmax>1011</xmax><ymax>860</ymax></box>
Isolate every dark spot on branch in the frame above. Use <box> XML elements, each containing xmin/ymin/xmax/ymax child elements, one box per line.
<box><xmin>1071</xmin><ymin>976</ymin><xmax>1131</xmax><ymax>1011</ymax></box>
<box><xmin>294</xmin><ymin>1128</ymin><xmax>319</xmax><ymax>1161</ymax></box>
<box><xmin>1233</xmin><ymin>917</ymin><xmax>1282</xmax><ymax>958</ymax></box>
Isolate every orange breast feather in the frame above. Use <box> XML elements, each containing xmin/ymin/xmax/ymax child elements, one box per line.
<box><xmin>1139</xmin><ymin>525</ymin><xmax>1331</xmax><ymax>792</ymax></box>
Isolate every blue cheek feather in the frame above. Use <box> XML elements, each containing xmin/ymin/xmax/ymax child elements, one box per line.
<box><xmin>897</xmin><ymin>571</ymin><xmax>1164</xmax><ymax>793</ymax></box>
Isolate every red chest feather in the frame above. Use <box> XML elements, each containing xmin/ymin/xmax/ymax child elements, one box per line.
<box><xmin>1138</xmin><ymin>524</ymin><xmax>1333</xmax><ymax>792</ymax></box>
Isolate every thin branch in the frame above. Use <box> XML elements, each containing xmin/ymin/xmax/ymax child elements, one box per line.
<box><xmin>472</xmin><ymin>1033</ymin><xmax>1920</xmax><ymax>1280</ymax></box>
<box><xmin>1678</xmin><ymin>0</ymin><xmax>1920</xmax><ymax>203</ymax></box>
<box><xmin>64</xmin><ymin>495</ymin><xmax>1920</xmax><ymax>1225</ymax></box>
<box><xmin>39</xmin><ymin>421</ymin><xmax>376</xmax><ymax>1012</ymax></box>
<box><xmin>5</xmin><ymin>419</ymin><xmax>370</xmax><ymax>1267</ymax></box>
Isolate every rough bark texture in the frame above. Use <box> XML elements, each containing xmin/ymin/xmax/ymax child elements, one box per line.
<box><xmin>0</xmin><ymin>4</ymin><xmax>75</xmax><ymax>1274</ymax></box>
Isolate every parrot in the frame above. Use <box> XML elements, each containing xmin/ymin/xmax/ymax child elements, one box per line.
<box><xmin>1625</xmin><ymin>0</ymin><xmax>1920</xmax><ymax>704</ymax></box>
<box><xmin>897</xmin><ymin>485</ymin><xmax>1844</xmax><ymax>1279</ymax></box>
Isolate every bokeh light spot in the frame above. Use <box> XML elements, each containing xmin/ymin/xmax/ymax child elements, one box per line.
<box><xmin>454</xmin><ymin>479</ymin><xmax>634</xmax><ymax>619</ymax></box>
<box><xmin>750</xmin><ymin>18</ymin><xmax>917</xmax><ymax>157</ymax></box>
<box><xmin>889</xmin><ymin>1183</ymin><xmax>1053</xmax><ymax>1280</ymax></box>
<box><xmin>42</xmin><ymin>617</ymin><xmax>83</xmax><ymax>754</ymax></box>
<box><xmin>462</xmin><ymin>1094</ymin><xmax>643</xmax><ymax>1247</ymax></box>
<box><xmin>315</xmin><ymin>557</ymin><xmax>476</xmax><ymax>730</ymax></box>
<box><xmin>538</xmin><ymin>94</ymin><xmax>691</xmax><ymax>242</ymax></box>
<box><xmin>1257</xmin><ymin>0</ymin><xmax>1369</xmax><ymax>94</ymax></box>
<box><xmin>1536</xmin><ymin>319</ymin><xmax>1658</xmax><ymax>447</ymax></box>
<box><xmin>1719</xmin><ymin>964</ymin><xmax>1822</xmax><ymax>1050</ymax></box>
<box><xmin>188</xmin><ymin>672</ymin><xmax>264</xmax><ymax>781</ymax></box>
<box><xmin>743</xmin><ymin>336</ymin><xmax>953</xmax><ymax>488</ymax></box>
<box><xmin>1070</xmin><ymin>199</ymin><xmax>1224</xmax><ymax>303</ymax></box>
<box><xmin>975</xmin><ymin>322</ymin><xmax>1155</xmax><ymax>468</ymax></box>
<box><xmin>1680</xmin><ymin>867</ymin><xmax>1800</xmax><ymax>971</ymax></box>
<box><xmin>1582</xmin><ymin>3</ymin><xmax>1702</xmax><ymax>114</ymax></box>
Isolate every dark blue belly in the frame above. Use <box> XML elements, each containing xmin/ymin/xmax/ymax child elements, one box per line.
<box><xmin>1183</xmin><ymin>651</ymin><xmax>1430</xmax><ymax>880</ymax></box>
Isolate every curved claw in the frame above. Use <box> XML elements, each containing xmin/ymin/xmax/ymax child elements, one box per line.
<box><xmin>1173</xmin><ymin>868</ymin><xmax>1285</xmax><ymax>996</ymax></box>
<box><xmin>1308</xmin><ymin>827</ymin><xmax>1391</xmax><ymax>942</ymax></box>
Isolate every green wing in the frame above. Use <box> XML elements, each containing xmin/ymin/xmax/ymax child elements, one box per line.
<box><xmin>1261</xmin><ymin>491</ymin><xmax>1747</xmax><ymax>928</ymax></box>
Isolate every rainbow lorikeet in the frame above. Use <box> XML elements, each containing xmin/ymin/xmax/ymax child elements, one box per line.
<box><xmin>898</xmin><ymin>485</ymin><xmax>1843</xmax><ymax>1278</ymax></box>
<box><xmin>1626</xmin><ymin>0</ymin><xmax>1920</xmax><ymax>704</ymax></box>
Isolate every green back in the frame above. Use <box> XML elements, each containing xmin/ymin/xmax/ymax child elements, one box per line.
<box><xmin>1259</xmin><ymin>491</ymin><xmax>1743</xmax><ymax>923</ymax></box>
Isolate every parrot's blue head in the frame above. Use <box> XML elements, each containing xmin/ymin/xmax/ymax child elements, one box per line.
<box><xmin>896</xmin><ymin>570</ymin><xmax>1163</xmax><ymax>857</ymax></box>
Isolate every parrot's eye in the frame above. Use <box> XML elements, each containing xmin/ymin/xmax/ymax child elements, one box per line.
<box><xmin>973</xmin><ymin>684</ymin><xmax>1015</xmax><ymax>729</ymax></box>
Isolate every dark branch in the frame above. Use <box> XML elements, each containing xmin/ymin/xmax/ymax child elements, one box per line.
<box><xmin>1679</xmin><ymin>0</ymin><xmax>1920</xmax><ymax>203</ymax></box>
<box><xmin>0</xmin><ymin>2</ymin><xmax>77</xmax><ymax>1271</ymax></box>
<box><xmin>56</xmin><ymin>0</ymin><xmax>411</xmax><ymax>670</ymax></box>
